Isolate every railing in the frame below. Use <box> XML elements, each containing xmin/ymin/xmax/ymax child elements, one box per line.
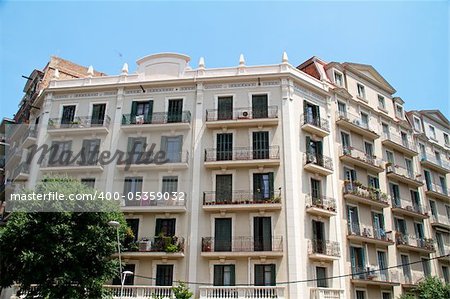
<box><xmin>351</xmin><ymin>266</ymin><xmax>399</xmax><ymax>283</ymax></box>
<box><xmin>20</xmin><ymin>128</ymin><xmax>37</xmax><ymax>143</ymax></box>
<box><xmin>391</xmin><ymin>197</ymin><xmax>428</xmax><ymax>216</ymax></box>
<box><xmin>305</xmin><ymin>194</ymin><xmax>336</xmax><ymax>212</ymax></box>
<box><xmin>336</xmin><ymin>111</ymin><xmax>378</xmax><ymax>134</ymax></box>
<box><xmin>48</xmin><ymin>115</ymin><xmax>111</xmax><ymax>129</ymax></box>
<box><xmin>203</xmin><ymin>190</ymin><xmax>281</xmax><ymax>205</ymax></box>
<box><xmin>343</xmin><ymin>181</ymin><xmax>389</xmax><ymax>205</ymax></box>
<box><xmin>201</xmin><ymin>236</ymin><xmax>283</xmax><ymax>252</ymax></box>
<box><xmin>204</xmin><ymin>146</ymin><xmax>280</xmax><ymax>162</ymax></box>
<box><xmin>386</xmin><ymin>164</ymin><xmax>422</xmax><ymax>183</ymax></box>
<box><xmin>347</xmin><ymin>223</ymin><xmax>393</xmax><ymax>242</ymax></box>
<box><xmin>199</xmin><ymin>286</ymin><xmax>285</xmax><ymax>299</ymax></box>
<box><xmin>308</xmin><ymin>239</ymin><xmax>340</xmax><ymax>257</ymax></box>
<box><xmin>382</xmin><ymin>132</ymin><xmax>416</xmax><ymax>152</ymax></box>
<box><xmin>395</xmin><ymin>233</ymin><xmax>435</xmax><ymax>251</ymax></box>
<box><xmin>421</xmin><ymin>153</ymin><xmax>450</xmax><ymax>171</ymax></box>
<box><xmin>425</xmin><ymin>182</ymin><xmax>450</xmax><ymax>197</ymax></box>
<box><xmin>430</xmin><ymin>214</ymin><xmax>450</xmax><ymax>227</ymax></box>
<box><xmin>310</xmin><ymin>288</ymin><xmax>344</xmax><ymax>299</ymax></box>
<box><xmin>123</xmin><ymin>193</ymin><xmax>187</xmax><ymax>207</ymax></box>
<box><xmin>5</xmin><ymin>147</ymin><xmax>23</xmax><ymax>162</ymax></box>
<box><xmin>205</xmin><ymin>106</ymin><xmax>278</xmax><ymax>122</ymax></box>
<box><xmin>124</xmin><ymin>236</ymin><xmax>184</xmax><ymax>253</ymax></box>
<box><xmin>301</xmin><ymin>114</ymin><xmax>330</xmax><ymax>132</ymax></box>
<box><xmin>340</xmin><ymin>146</ymin><xmax>383</xmax><ymax>168</ymax></box>
<box><xmin>104</xmin><ymin>285</ymin><xmax>174</xmax><ymax>298</ymax></box>
<box><xmin>304</xmin><ymin>152</ymin><xmax>333</xmax><ymax>170</ymax></box>
<box><xmin>117</xmin><ymin>151</ymin><xmax>190</xmax><ymax>165</ymax></box>
<box><xmin>122</xmin><ymin>111</ymin><xmax>191</xmax><ymax>125</ymax></box>
<box><xmin>399</xmin><ymin>272</ymin><xmax>425</xmax><ymax>285</ymax></box>
<box><xmin>11</xmin><ymin>162</ymin><xmax>30</xmax><ymax>180</ymax></box>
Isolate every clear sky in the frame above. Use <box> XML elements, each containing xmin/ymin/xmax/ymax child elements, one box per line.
<box><xmin>0</xmin><ymin>1</ymin><xmax>448</xmax><ymax>119</ymax></box>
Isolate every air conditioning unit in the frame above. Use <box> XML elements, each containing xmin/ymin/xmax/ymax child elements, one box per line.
<box><xmin>352</xmin><ymin>119</ymin><xmax>361</xmax><ymax>126</ymax></box>
<box><xmin>241</xmin><ymin>110</ymin><xmax>250</xmax><ymax>118</ymax></box>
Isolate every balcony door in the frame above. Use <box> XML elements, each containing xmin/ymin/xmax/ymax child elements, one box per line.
<box><xmin>377</xmin><ymin>251</ymin><xmax>388</xmax><ymax>281</ymax></box>
<box><xmin>61</xmin><ymin>105</ymin><xmax>76</xmax><ymax>125</ymax></box>
<box><xmin>372</xmin><ymin>212</ymin><xmax>385</xmax><ymax>239</ymax></box>
<box><xmin>254</xmin><ymin>216</ymin><xmax>272</xmax><ymax>251</ymax></box>
<box><xmin>347</xmin><ymin>205</ymin><xmax>360</xmax><ymax>234</ymax></box>
<box><xmin>253</xmin><ymin>172</ymin><xmax>274</xmax><ymax>201</ymax></box>
<box><xmin>389</xmin><ymin>183</ymin><xmax>401</xmax><ymax>207</ymax></box>
<box><xmin>127</xmin><ymin>137</ymin><xmax>146</xmax><ymax>163</ymax></box>
<box><xmin>253</xmin><ymin>131</ymin><xmax>269</xmax><ymax>159</ymax></box>
<box><xmin>81</xmin><ymin>139</ymin><xmax>100</xmax><ymax>165</ymax></box>
<box><xmin>130</xmin><ymin>100</ymin><xmax>153</xmax><ymax>124</ymax></box>
<box><xmin>429</xmin><ymin>200</ymin><xmax>437</xmax><ymax>218</ymax></box>
<box><xmin>216</xmin><ymin>174</ymin><xmax>232</xmax><ymax>203</ymax></box>
<box><xmin>312</xmin><ymin>220</ymin><xmax>325</xmax><ymax>254</ymax></box>
<box><xmin>252</xmin><ymin>94</ymin><xmax>268</xmax><ymax>118</ymax></box>
<box><xmin>213</xmin><ymin>265</ymin><xmax>235</xmax><ymax>286</ymax></box>
<box><xmin>341</xmin><ymin>132</ymin><xmax>351</xmax><ymax>150</ymax></box>
<box><xmin>405</xmin><ymin>159</ymin><xmax>414</xmax><ymax>177</ymax></box>
<box><xmin>414</xmin><ymin>222</ymin><xmax>425</xmax><ymax>244</ymax></box>
<box><xmin>350</xmin><ymin>246</ymin><xmax>365</xmax><ymax>278</ymax></box>
<box><xmin>424</xmin><ymin>170</ymin><xmax>432</xmax><ymax>189</ymax></box>
<box><xmin>439</xmin><ymin>176</ymin><xmax>448</xmax><ymax>194</ymax></box>
<box><xmin>50</xmin><ymin>141</ymin><xmax>72</xmax><ymax>165</ymax></box>
<box><xmin>311</xmin><ymin>178</ymin><xmax>322</xmax><ymax>202</ymax></box>
<box><xmin>410</xmin><ymin>190</ymin><xmax>421</xmax><ymax>211</ymax></box>
<box><xmin>217</xmin><ymin>96</ymin><xmax>233</xmax><ymax>120</ymax></box>
<box><xmin>112</xmin><ymin>264</ymin><xmax>135</xmax><ymax>285</ymax></box>
<box><xmin>304</xmin><ymin>101</ymin><xmax>320</xmax><ymax>125</ymax></box>
<box><xmin>395</xmin><ymin>218</ymin><xmax>407</xmax><ymax>235</ymax></box>
<box><xmin>161</xmin><ymin>136</ymin><xmax>182</xmax><ymax>162</ymax></box>
<box><xmin>126</xmin><ymin>219</ymin><xmax>139</xmax><ymax>243</ymax></box>
<box><xmin>156</xmin><ymin>265</ymin><xmax>173</xmax><ymax>286</ymax></box>
<box><xmin>306</xmin><ymin>136</ymin><xmax>323</xmax><ymax>165</ymax></box>
<box><xmin>155</xmin><ymin>218</ymin><xmax>176</xmax><ymax>237</ymax></box>
<box><xmin>167</xmin><ymin>99</ymin><xmax>183</xmax><ymax>123</ymax></box>
<box><xmin>216</xmin><ymin>133</ymin><xmax>233</xmax><ymax>161</ymax></box>
<box><xmin>401</xmin><ymin>255</ymin><xmax>411</xmax><ymax>282</ymax></box>
<box><xmin>91</xmin><ymin>103</ymin><xmax>106</xmax><ymax>125</ymax></box>
<box><xmin>316</xmin><ymin>267</ymin><xmax>328</xmax><ymax>288</ymax></box>
<box><xmin>344</xmin><ymin>167</ymin><xmax>357</xmax><ymax>183</ymax></box>
<box><xmin>214</xmin><ymin>218</ymin><xmax>232</xmax><ymax>252</ymax></box>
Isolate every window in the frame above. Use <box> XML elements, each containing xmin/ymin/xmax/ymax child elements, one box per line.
<box><xmin>390</xmin><ymin>183</ymin><xmax>400</xmax><ymax>206</ymax></box>
<box><xmin>162</xmin><ymin>176</ymin><xmax>178</xmax><ymax>193</ymax></box>
<box><xmin>123</xmin><ymin>177</ymin><xmax>142</xmax><ymax>206</ymax></box>
<box><xmin>429</xmin><ymin>125</ymin><xmax>436</xmax><ymax>139</ymax></box>
<box><xmin>419</xmin><ymin>143</ymin><xmax>426</xmax><ymax>158</ymax></box>
<box><xmin>311</xmin><ymin>178</ymin><xmax>322</xmax><ymax>200</ymax></box>
<box><xmin>341</xmin><ymin>132</ymin><xmax>351</xmax><ymax>149</ymax></box>
<box><xmin>216</xmin><ymin>133</ymin><xmax>233</xmax><ymax>161</ymax></box>
<box><xmin>422</xmin><ymin>258</ymin><xmax>431</xmax><ymax>277</ymax></box>
<box><xmin>360</xmin><ymin>112</ymin><xmax>369</xmax><ymax>128</ymax></box>
<box><xmin>429</xmin><ymin>200</ymin><xmax>437</xmax><ymax>217</ymax></box>
<box><xmin>217</xmin><ymin>96</ymin><xmax>233</xmax><ymax>120</ymax></box>
<box><xmin>216</xmin><ymin>174</ymin><xmax>232</xmax><ymax>203</ymax></box>
<box><xmin>439</xmin><ymin>176</ymin><xmax>447</xmax><ymax>194</ymax></box>
<box><xmin>155</xmin><ymin>218</ymin><xmax>176</xmax><ymax>236</ymax></box>
<box><xmin>444</xmin><ymin>133</ymin><xmax>449</xmax><ymax>146</ymax></box>
<box><xmin>356</xmin><ymin>290</ymin><xmax>366</xmax><ymax>299</ymax></box>
<box><xmin>413</xmin><ymin>117</ymin><xmax>422</xmax><ymax>132</ymax></box>
<box><xmin>395</xmin><ymin>104</ymin><xmax>404</xmax><ymax>119</ymax></box>
<box><xmin>112</xmin><ymin>264</ymin><xmax>135</xmax><ymax>285</ymax></box>
<box><xmin>214</xmin><ymin>218</ymin><xmax>232</xmax><ymax>251</ymax></box>
<box><xmin>81</xmin><ymin>178</ymin><xmax>95</xmax><ymax>188</ymax></box>
<box><xmin>316</xmin><ymin>267</ymin><xmax>328</xmax><ymax>288</ymax></box>
<box><xmin>253</xmin><ymin>172</ymin><xmax>274</xmax><ymax>201</ymax></box>
<box><xmin>255</xmin><ymin>264</ymin><xmax>276</xmax><ymax>286</ymax></box>
<box><xmin>350</xmin><ymin>246</ymin><xmax>365</xmax><ymax>277</ymax></box>
<box><xmin>344</xmin><ymin>167</ymin><xmax>357</xmax><ymax>182</ymax></box>
<box><xmin>373</xmin><ymin>212</ymin><xmax>385</xmax><ymax>239</ymax></box>
<box><xmin>127</xmin><ymin>137</ymin><xmax>146</xmax><ymax>163</ymax></box>
<box><xmin>91</xmin><ymin>103</ymin><xmax>106</xmax><ymax>125</ymax></box>
<box><xmin>167</xmin><ymin>99</ymin><xmax>183</xmax><ymax>123</ymax></box>
<box><xmin>368</xmin><ymin>175</ymin><xmax>379</xmax><ymax>189</ymax></box>
<box><xmin>446</xmin><ymin>205</ymin><xmax>450</xmax><ymax>219</ymax></box>
<box><xmin>126</xmin><ymin>218</ymin><xmax>139</xmax><ymax>242</ymax></box>
<box><xmin>334</xmin><ymin>71</ymin><xmax>343</xmax><ymax>87</ymax></box>
<box><xmin>130</xmin><ymin>100</ymin><xmax>153</xmax><ymax>124</ymax></box>
<box><xmin>61</xmin><ymin>105</ymin><xmax>76</xmax><ymax>125</ymax></box>
<box><xmin>401</xmin><ymin>131</ymin><xmax>408</xmax><ymax>147</ymax></box>
<box><xmin>405</xmin><ymin>159</ymin><xmax>414</xmax><ymax>178</ymax></box>
<box><xmin>385</xmin><ymin>150</ymin><xmax>395</xmax><ymax>164</ymax></box>
<box><xmin>347</xmin><ymin>206</ymin><xmax>360</xmax><ymax>234</ymax></box>
<box><xmin>253</xmin><ymin>216</ymin><xmax>272</xmax><ymax>251</ymax></box>
<box><xmin>395</xmin><ymin>218</ymin><xmax>407</xmax><ymax>235</ymax></box>
<box><xmin>443</xmin><ymin>266</ymin><xmax>450</xmax><ymax>284</ymax></box>
<box><xmin>435</xmin><ymin>151</ymin><xmax>442</xmax><ymax>165</ymax></box>
<box><xmin>214</xmin><ymin>265</ymin><xmax>235</xmax><ymax>286</ymax></box>
<box><xmin>382</xmin><ymin>292</ymin><xmax>392</xmax><ymax>299</ymax></box>
<box><xmin>252</xmin><ymin>94</ymin><xmax>269</xmax><ymax>118</ymax></box>
<box><xmin>382</xmin><ymin>123</ymin><xmax>389</xmax><ymax>138</ymax></box>
<box><xmin>253</xmin><ymin>131</ymin><xmax>270</xmax><ymax>159</ymax></box>
<box><xmin>81</xmin><ymin>139</ymin><xmax>100</xmax><ymax>165</ymax></box>
<box><xmin>401</xmin><ymin>255</ymin><xmax>412</xmax><ymax>283</ymax></box>
<box><xmin>161</xmin><ymin>135</ymin><xmax>183</xmax><ymax>162</ymax></box>
<box><xmin>338</xmin><ymin>102</ymin><xmax>347</xmax><ymax>117</ymax></box>
<box><xmin>156</xmin><ymin>265</ymin><xmax>174</xmax><ymax>286</ymax></box>
<box><xmin>364</xmin><ymin>141</ymin><xmax>373</xmax><ymax>157</ymax></box>
<box><xmin>414</xmin><ymin>222</ymin><xmax>424</xmax><ymax>240</ymax></box>
<box><xmin>49</xmin><ymin>140</ymin><xmax>72</xmax><ymax>165</ymax></box>
<box><xmin>378</xmin><ymin>95</ymin><xmax>385</xmax><ymax>109</ymax></box>
<box><xmin>303</xmin><ymin>101</ymin><xmax>321</xmax><ymax>125</ymax></box>
<box><xmin>357</xmin><ymin>83</ymin><xmax>366</xmax><ymax>99</ymax></box>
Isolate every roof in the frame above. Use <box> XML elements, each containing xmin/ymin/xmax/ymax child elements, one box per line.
<box><xmin>417</xmin><ymin>110</ymin><xmax>450</xmax><ymax>127</ymax></box>
<box><xmin>342</xmin><ymin>62</ymin><xmax>396</xmax><ymax>94</ymax></box>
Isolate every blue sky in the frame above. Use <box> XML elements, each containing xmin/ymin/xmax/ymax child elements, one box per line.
<box><xmin>0</xmin><ymin>1</ymin><xmax>448</xmax><ymax>118</ymax></box>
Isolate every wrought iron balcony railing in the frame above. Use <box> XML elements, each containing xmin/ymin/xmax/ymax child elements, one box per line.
<box><xmin>386</xmin><ymin>164</ymin><xmax>422</xmax><ymax>183</ymax></box>
<box><xmin>304</xmin><ymin>152</ymin><xmax>333</xmax><ymax>170</ymax></box>
<box><xmin>122</xmin><ymin>193</ymin><xmax>187</xmax><ymax>207</ymax></box>
<box><xmin>343</xmin><ymin>181</ymin><xmax>389</xmax><ymax>205</ymax></box>
<box><xmin>308</xmin><ymin>239</ymin><xmax>340</xmax><ymax>257</ymax></box>
<box><xmin>352</xmin><ymin>266</ymin><xmax>399</xmax><ymax>283</ymax></box>
<box><xmin>336</xmin><ymin>111</ymin><xmax>378</xmax><ymax>135</ymax></box>
<box><xmin>341</xmin><ymin>146</ymin><xmax>383</xmax><ymax>168</ymax></box>
<box><xmin>48</xmin><ymin>115</ymin><xmax>111</xmax><ymax>129</ymax></box>
<box><xmin>347</xmin><ymin>223</ymin><xmax>393</xmax><ymax>242</ymax></box>
<box><xmin>425</xmin><ymin>182</ymin><xmax>450</xmax><ymax>197</ymax></box>
<box><xmin>204</xmin><ymin>146</ymin><xmax>280</xmax><ymax>162</ymax></box>
<box><xmin>203</xmin><ymin>190</ymin><xmax>281</xmax><ymax>205</ymax></box>
<box><xmin>391</xmin><ymin>197</ymin><xmax>428</xmax><ymax>216</ymax></box>
<box><xmin>382</xmin><ymin>132</ymin><xmax>416</xmax><ymax>152</ymax></box>
<box><xmin>421</xmin><ymin>153</ymin><xmax>450</xmax><ymax>171</ymax></box>
<box><xmin>395</xmin><ymin>233</ymin><xmax>435</xmax><ymax>251</ymax></box>
<box><xmin>301</xmin><ymin>114</ymin><xmax>330</xmax><ymax>132</ymax></box>
<box><xmin>205</xmin><ymin>106</ymin><xmax>278</xmax><ymax>122</ymax></box>
<box><xmin>305</xmin><ymin>194</ymin><xmax>337</xmax><ymax>212</ymax></box>
<box><xmin>122</xmin><ymin>111</ymin><xmax>191</xmax><ymax>125</ymax></box>
<box><xmin>124</xmin><ymin>236</ymin><xmax>184</xmax><ymax>253</ymax></box>
<box><xmin>201</xmin><ymin>236</ymin><xmax>283</xmax><ymax>252</ymax></box>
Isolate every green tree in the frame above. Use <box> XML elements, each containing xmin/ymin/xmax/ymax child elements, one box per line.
<box><xmin>398</xmin><ymin>276</ymin><xmax>450</xmax><ymax>299</ymax></box>
<box><xmin>172</xmin><ymin>282</ymin><xmax>193</xmax><ymax>299</ymax></box>
<box><xmin>0</xmin><ymin>177</ymin><xmax>127</xmax><ymax>299</ymax></box>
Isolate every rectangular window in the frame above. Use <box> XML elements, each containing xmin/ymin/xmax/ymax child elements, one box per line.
<box><xmin>350</xmin><ymin>246</ymin><xmax>365</xmax><ymax>278</ymax></box>
<box><xmin>378</xmin><ymin>95</ymin><xmax>385</xmax><ymax>109</ymax></box>
<box><xmin>49</xmin><ymin>140</ymin><xmax>72</xmax><ymax>165</ymax></box>
<box><xmin>215</xmin><ymin>174</ymin><xmax>232</xmax><ymax>203</ymax></box>
<box><xmin>91</xmin><ymin>103</ymin><xmax>106</xmax><ymax>125</ymax></box>
<box><xmin>252</xmin><ymin>94</ymin><xmax>269</xmax><ymax>118</ymax></box>
<box><xmin>217</xmin><ymin>96</ymin><xmax>233</xmax><ymax>120</ymax></box>
<box><xmin>356</xmin><ymin>290</ymin><xmax>366</xmax><ymax>299</ymax></box>
<box><xmin>414</xmin><ymin>117</ymin><xmax>422</xmax><ymax>132</ymax></box>
<box><xmin>347</xmin><ymin>206</ymin><xmax>360</xmax><ymax>234</ymax></box>
<box><xmin>429</xmin><ymin>200</ymin><xmax>437</xmax><ymax>217</ymax></box>
<box><xmin>401</xmin><ymin>255</ymin><xmax>412</xmax><ymax>283</ymax></box>
<box><xmin>156</xmin><ymin>265</ymin><xmax>174</xmax><ymax>286</ymax></box>
<box><xmin>311</xmin><ymin>178</ymin><xmax>322</xmax><ymax>200</ymax></box>
<box><xmin>419</xmin><ymin>143</ymin><xmax>426</xmax><ymax>158</ymax></box>
<box><xmin>216</xmin><ymin>133</ymin><xmax>233</xmax><ymax>161</ymax></box>
<box><xmin>338</xmin><ymin>102</ymin><xmax>347</xmax><ymax>117</ymax></box>
<box><xmin>344</xmin><ymin>167</ymin><xmax>357</xmax><ymax>182</ymax></box>
<box><xmin>253</xmin><ymin>131</ymin><xmax>270</xmax><ymax>159</ymax></box>
<box><xmin>341</xmin><ymin>132</ymin><xmax>351</xmax><ymax>149</ymax></box>
<box><xmin>167</xmin><ymin>99</ymin><xmax>183</xmax><ymax>123</ymax></box>
<box><xmin>162</xmin><ymin>176</ymin><xmax>178</xmax><ymax>193</ymax></box>
<box><xmin>368</xmin><ymin>175</ymin><xmax>379</xmax><ymax>189</ymax></box>
<box><xmin>429</xmin><ymin>125</ymin><xmax>436</xmax><ymax>139</ymax></box>
<box><xmin>422</xmin><ymin>258</ymin><xmax>431</xmax><ymax>277</ymax></box>
<box><xmin>395</xmin><ymin>218</ymin><xmax>407</xmax><ymax>235</ymax></box>
<box><xmin>395</xmin><ymin>104</ymin><xmax>404</xmax><ymax>119</ymax></box>
<box><xmin>316</xmin><ymin>266</ymin><xmax>328</xmax><ymax>288</ymax></box>
<box><xmin>254</xmin><ymin>216</ymin><xmax>272</xmax><ymax>251</ymax></box>
<box><xmin>127</xmin><ymin>137</ymin><xmax>146</xmax><ymax>163</ymax></box>
<box><xmin>377</xmin><ymin>251</ymin><xmax>388</xmax><ymax>280</ymax></box>
<box><xmin>401</xmin><ymin>132</ymin><xmax>409</xmax><ymax>147</ymax></box>
<box><xmin>130</xmin><ymin>100</ymin><xmax>153</xmax><ymax>124</ymax></box>
<box><xmin>443</xmin><ymin>266</ymin><xmax>450</xmax><ymax>284</ymax></box>
<box><xmin>81</xmin><ymin>178</ymin><xmax>95</xmax><ymax>188</ymax></box>
<box><xmin>444</xmin><ymin>133</ymin><xmax>449</xmax><ymax>146</ymax></box>
<box><xmin>61</xmin><ymin>105</ymin><xmax>76</xmax><ymax>125</ymax></box>
<box><xmin>364</xmin><ymin>141</ymin><xmax>373</xmax><ymax>157</ymax></box>
<box><xmin>255</xmin><ymin>264</ymin><xmax>276</xmax><ymax>286</ymax></box>
<box><xmin>81</xmin><ymin>139</ymin><xmax>101</xmax><ymax>165</ymax></box>
<box><xmin>112</xmin><ymin>264</ymin><xmax>135</xmax><ymax>285</ymax></box>
<box><xmin>382</xmin><ymin>292</ymin><xmax>392</xmax><ymax>299</ymax></box>
<box><xmin>214</xmin><ymin>265</ymin><xmax>235</xmax><ymax>286</ymax></box>
<box><xmin>382</xmin><ymin>123</ymin><xmax>389</xmax><ymax>138</ymax></box>
<box><xmin>253</xmin><ymin>172</ymin><xmax>274</xmax><ymax>201</ymax></box>
<box><xmin>360</xmin><ymin>112</ymin><xmax>369</xmax><ymax>128</ymax></box>
<box><xmin>386</xmin><ymin>150</ymin><xmax>395</xmax><ymax>164</ymax></box>
<box><xmin>357</xmin><ymin>83</ymin><xmax>366</xmax><ymax>99</ymax></box>
<box><xmin>439</xmin><ymin>176</ymin><xmax>447</xmax><ymax>194</ymax></box>
<box><xmin>405</xmin><ymin>159</ymin><xmax>414</xmax><ymax>178</ymax></box>
<box><xmin>214</xmin><ymin>218</ymin><xmax>232</xmax><ymax>252</ymax></box>
<box><xmin>390</xmin><ymin>183</ymin><xmax>400</xmax><ymax>206</ymax></box>
<box><xmin>155</xmin><ymin>218</ymin><xmax>176</xmax><ymax>237</ymax></box>
<box><xmin>161</xmin><ymin>135</ymin><xmax>183</xmax><ymax>162</ymax></box>
<box><xmin>123</xmin><ymin>177</ymin><xmax>143</xmax><ymax>197</ymax></box>
<box><xmin>334</xmin><ymin>71</ymin><xmax>343</xmax><ymax>87</ymax></box>
<box><xmin>126</xmin><ymin>218</ymin><xmax>139</xmax><ymax>242</ymax></box>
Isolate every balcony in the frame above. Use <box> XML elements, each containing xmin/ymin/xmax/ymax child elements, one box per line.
<box><xmin>347</xmin><ymin>224</ymin><xmax>395</xmax><ymax>246</ymax></box>
<box><xmin>205</xmin><ymin>106</ymin><xmax>278</xmax><ymax>128</ymax></box>
<box><xmin>199</xmin><ymin>286</ymin><xmax>286</xmax><ymax>299</ymax></box>
<box><xmin>10</xmin><ymin>162</ymin><xmax>29</xmax><ymax>181</ymax></box>
<box><xmin>121</xmin><ymin>194</ymin><xmax>187</xmax><ymax>213</ymax></box>
<box><xmin>400</xmin><ymin>272</ymin><xmax>426</xmax><ymax>289</ymax></box>
<box><xmin>343</xmin><ymin>181</ymin><xmax>389</xmax><ymax>208</ymax></box>
<box><xmin>40</xmin><ymin>158</ymin><xmax>104</xmax><ymax>173</ymax></box>
<box><xmin>391</xmin><ymin>198</ymin><xmax>428</xmax><ymax>219</ymax></box>
<box><xmin>386</xmin><ymin>164</ymin><xmax>423</xmax><ymax>187</ymax></box>
<box><xmin>301</xmin><ymin>114</ymin><xmax>330</xmax><ymax>137</ymax></box>
<box><xmin>339</xmin><ymin>146</ymin><xmax>384</xmax><ymax>173</ymax></box>
<box><xmin>335</xmin><ymin>111</ymin><xmax>380</xmax><ymax>139</ymax></box>
<box><xmin>381</xmin><ymin>132</ymin><xmax>417</xmax><ymax>156</ymax></box>
<box><xmin>310</xmin><ymin>288</ymin><xmax>344</xmax><ymax>299</ymax></box>
<box><xmin>116</xmin><ymin>151</ymin><xmax>189</xmax><ymax>171</ymax></box>
<box><xmin>420</xmin><ymin>154</ymin><xmax>450</xmax><ymax>174</ymax></box>
<box><xmin>202</xmin><ymin>190</ymin><xmax>281</xmax><ymax>212</ymax></box>
<box><xmin>351</xmin><ymin>266</ymin><xmax>400</xmax><ymax>287</ymax></box>
<box><xmin>437</xmin><ymin>244</ymin><xmax>450</xmax><ymax>261</ymax></box>
<box><xmin>395</xmin><ymin>233</ymin><xmax>435</xmax><ymax>253</ymax></box>
<box><xmin>105</xmin><ymin>285</ymin><xmax>174</xmax><ymax>298</ymax></box>
<box><xmin>5</xmin><ymin>147</ymin><xmax>24</xmax><ymax>167</ymax></box>
<box><xmin>308</xmin><ymin>239</ymin><xmax>340</xmax><ymax>261</ymax></box>
<box><xmin>303</xmin><ymin>153</ymin><xmax>333</xmax><ymax>176</ymax></box>
<box><xmin>48</xmin><ymin>116</ymin><xmax>111</xmax><ymax>135</ymax></box>
<box><xmin>20</xmin><ymin>128</ymin><xmax>37</xmax><ymax>148</ymax></box>
<box><xmin>305</xmin><ymin>194</ymin><xmax>337</xmax><ymax>218</ymax></box>
<box><xmin>201</xmin><ymin>236</ymin><xmax>283</xmax><ymax>258</ymax></box>
<box><xmin>204</xmin><ymin>146</ymin><xmax>280</xmax><ymax>168</ymax></box>
<box><xmin>121</xmin><ymin>111</ymin><xmax>191</xmax><ymax>132</ymax></box>
<box><xmin>120</xmin><ymin>236</ymin><xmax>185</xmax><ymax>258</ymax></box>
<box><xmin>425</xmin><ymin>183</ymin><xmax>450</xmax><ymax>201</ymax></box>
<box><xmin>430</xmin><ymin>214</ymin><xmax>450</xmax><ymax>230</ymax></box>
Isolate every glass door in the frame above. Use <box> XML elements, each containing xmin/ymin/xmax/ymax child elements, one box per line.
<box><xmin>254</xmin><ymin>216</ymin><xmax>272</xmax><ymax>251</ymax></box>
<box><xmin>91</xmin><ymin>103</ymin><xmax>106</xmax><ymax>125</ymax></box>
<box><xmin>167</xmin><ymin>99</ymin><xmax>183</xmax><ymax>123</ymax></box>
<box><xmin>217</xmin><ymin>96</ymin><xmax>233</xmax><ymax>120</ymax></box>
<box><xmin>253</xmin><ymin>131</ymin><xmax>269</xmax><ymax>159</ymax></box>
<box><xmin>252</xmin><ymin>94</ymin><xmax>268</xmax><ymax>118</ymax></box>
<box><xmin>216</xmin><ymin>174</ymin><xmax>232</xmax><ymax>204</ymax></box>
<box><xmin>214</xmin><ymin>218</ymin><xmax>232</xmax><ymax>252</ymax></box>
<box><xmin>216</xmin><ymin>133</ymin><xmax>233</xmax><ymax>161</ymax></box>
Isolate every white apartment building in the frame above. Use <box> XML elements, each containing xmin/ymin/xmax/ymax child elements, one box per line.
<box><xmin>3</xmin><ymin>53</ymin><xmax>449</xmax><ymax>299</ymax></box>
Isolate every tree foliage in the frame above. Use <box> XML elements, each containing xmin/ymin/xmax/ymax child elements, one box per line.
<box><xmin>0</xmin><ymin>177</ymin><xmax>127</xmax><ymax>299</ymax></box>
<box><xmin>172</xmin><ymin>282</ymin><xmax>193</xmax><ymax>299</ymax></box>
<box><xmin>398</xmin><ymin>276</ymin><xmax>450</xmax><ymax>299</ymax></box>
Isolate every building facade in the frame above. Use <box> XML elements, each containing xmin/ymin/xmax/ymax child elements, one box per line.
<box><xmin>3</xmin><ymin>53</ymin><xmax>449</xmax><ymax>299</ymax></box>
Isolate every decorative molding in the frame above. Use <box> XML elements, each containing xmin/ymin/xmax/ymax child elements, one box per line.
<box><xmin>293</xmin><ymin>83</ymin><xmax>325</xmax><ymax>102</ymax></box>
<box><xmin>204</xmin><ymin>80</ymin><xmax>280</xmax><ymax>90</ymax></box>
<box><xmin>54</xmin><ymin>91</ymin><xmax>117</xmax><ymax>99</ymax></box>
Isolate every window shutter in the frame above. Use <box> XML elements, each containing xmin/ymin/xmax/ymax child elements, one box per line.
<box><xmin>270</xmin><ymin>264</ymin><xmax>276</xmax><ymax>286</ymax></box>
<box><xmin>306</xmin><ymin>136</ymin><xmax>311</xmax><ymax>153</ymax></box>
<box><xmin>155</xmin><ymin>219</ymin><xmax>162</xmax><ymax>236</ymax></box>
<box><xmin>268</xmin><ymin>172</ymin><xmax>274</xmax><ymax>197</ymax></box>
<box><xmin>146</xmin><ymin>100</ymin><xmax>153</xmax><ymax>123</ymax></box>
<box><xmin>213</xmin><ymin>266</ymin><xmax>223</xmax><ymax>286</ymax></box>
<box><xmin>230</xmin><ymin>265</ymin><xmax>236</xmax><ymax>286</ymax></box>
<box><xmin>131</xmin><ymin>101</ymin><xmax>138</xmax><ymax>117</ymax></box>
<box><xmin>254</xmin><ymin>265</ymin><xmax>264</xmax><ymax>286</ymax></box>
<box><xmin>160</xmin><ymin>136</ymin><xmax>167</xmax><ymax>152</ymax></box>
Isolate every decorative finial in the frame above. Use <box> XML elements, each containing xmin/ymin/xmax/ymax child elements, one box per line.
<box><xmin>53</xmin><ymin>69</ymin><xmax>60</xmax><ymax>79</ymax></box>
<box><xmin>282</xmin><ymin>51</ymin><xmax>289</xmax><ymax>63</ymax></box>
<box><xmin>198</xmin><ymin>57</ymin><xmax>205</xmax><ymax>69</ymax></box>
<box><xmin>239</xmin><ymin>54</ymin><xmax>245</xmax><ymax>66</ymax></box>
<box><xmin>87</xmin><ymin>65</ymin><xmax>94</xmax><ymax>77</ymax></box>
<box><xmin>121</xmin><ymin>63</ymin><xmax>129</xmax><ymax>75</ymax></box>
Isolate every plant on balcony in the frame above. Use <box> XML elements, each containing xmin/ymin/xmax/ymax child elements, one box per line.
<box><xmin>172</xmin><ymin>282</ymin><xmax>193</xmax><ymax>299</ymax></box>
<box><xmin>165</xmin><ymin>242</ymin><xmax>180</xmax><ymax>253</ymax></box>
